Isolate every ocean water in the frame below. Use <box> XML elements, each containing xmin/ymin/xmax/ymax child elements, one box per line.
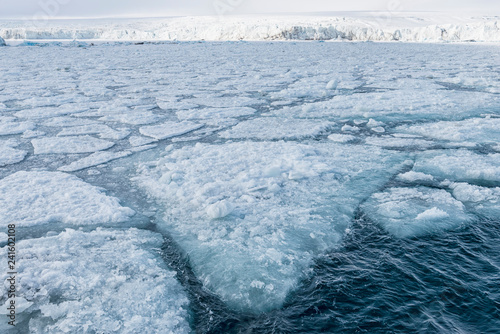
<box><xmin>0</xmin><ymin>41</ymin><xmax>499</xmax><ymax>333</ymax></box>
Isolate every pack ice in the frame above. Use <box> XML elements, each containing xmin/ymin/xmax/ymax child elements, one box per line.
<box><xmin>0</xmin><ymin>171</ymin><xmax>134</xmax><ymax>227</ymax></box>
<box><xmin>135</xmin><ymin>141</ymin><xmax>406</xmax><ymax>312</ymax></box>
<box><xmin>0</xmin><ymin>228</ymin><xmax>190</xmax><ymax>334</ymax></box>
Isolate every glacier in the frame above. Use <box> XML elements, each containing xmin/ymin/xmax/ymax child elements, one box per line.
<box><xmin>0</xmin><ymin>14</ymin><xmax>499</xmax><ymax>42</ymax></box>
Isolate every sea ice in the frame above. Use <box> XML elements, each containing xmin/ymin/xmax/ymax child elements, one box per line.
<box><xmin>396</xmin><ymin>171</ymin><xmax>435</xmax><ymax>183</ymax></box>
<box><xmin>0</xmin><ymin>119</ymin><xmax>35</xmax><ymax>136</ymax></box>
<box><xmin>361</xmin><ymin>187</ymin><xmax>471</xmax><ymax>238</ymax></box>
<box><xmin>0</xmin><ymin>171</ymin><xmax>135</xmax><ymax>227</ymax></box>
<box><xmin>176</xmin><ymin>107</ymin><xmax>256</xmax><ymax>120</ymax></box>
<box><xmin>32</xmin><ymin>136</ymin><xmax>115</xmax><ymax>154</ymax></box>
<box><xmin>98</xmin><ymin>111</ymin><xmax>164</xmax><ymax>125</ymax></box>
<box><xmin>135</xmin><ymin>141</ymin><xmax>405</xmax><ymax>312</ymax></box>
<box><xmin>139</xmin><ymin>121</ymin><xmax>203</xmax><ymax>140</ymax></box>
<box><xmin>0</xmin><ymin>228</ymin><xmax>190</xmax><ymax>334</ymax></box>
<box><xmin>58</xmin><ymin>151</ymin><xmax>132</xmax><ymax>172</ymax></box>
<box><xmin>0</xmin><ymin>140</ymin><xmax>27</xmax><ymax>167</ymax></box>
<box><xmin>57</xmin><ymin>124</ymin><xmax>130</xmax><ymax>140</ymax></box>
<box><xmin>450</xmin><ymin>183</ymin><xmax>500</xmax><ymax>220</ymax></box>
<box><xmin>219</xmin><ymin>118</ymin><xmax>334</xmax><ymax>140</ymax></box>
<box><xmin>395</xmin><ymin>117</ymin><xmax>500</xmax><ymax>144</ymax></box>
<box><xmin>413</xmin><ymin>150</ymin><xmax>500</xmax><ymax>184</ymax></box>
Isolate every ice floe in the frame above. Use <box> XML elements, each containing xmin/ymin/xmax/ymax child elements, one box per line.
<box><xmin>0</xmin><ymin>171</ymin><xmax>135</xmax><ymax>227</ymax></box>
<box><xmin>32</xmin><ymin>136</ymin><xmax>115</xmax><ymax>154</ymax></box>
<box><xmin>361</xmin><ymin>187</ymin><xmax>472</xmax><ymax>238</ymax></box>
<box><xmin>58</xmin><ymin>151</ymin><xmax>132</xmax><ymax>172</ymax></box>
<box><xmin>0</xmin><ymin>228</ymin><xmax>190</xmax><ymax>334</ymax></box>
<box><xmin>413</xmin><ymin>150</ymin><xmax>500</xmax><ymax>184</ymax></box>
<box><xmin>219</xmin><ymin>118</ymin><xmax>334</xmax><ymax>140</ymax></box>
<box><xmin>135</xmin><ymin>141</ymin><xmax>406</xmax><ymax>312</ymax></box>
<box><xmin>396</xmin><ymin>117</ymin><xmax>500</xmax><ymax>144</ymax></box>
<box><xmin>0</xmin><ymin>140</ymin><xmax>27</xmax><ymax>167</ymax></box>
<box><xmin>139</xmin><ymin>121</ymin><xmax>203</xmax><ymax>140</ymax></box>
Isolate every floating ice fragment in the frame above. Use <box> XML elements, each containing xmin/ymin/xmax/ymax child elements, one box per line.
<box><xmin>0</xmin><ymin>140</ymin><xmax>27</xmax><ymax>167</ymax></box>
<box><xmin>397</xmin><ymin>171</ymin><xmax>435</xmax><ymax>182</ymax></box>
<box><xmin>135</xmin><ymin>141</ymin><xmax>406</xmax><ymax>312</ymax></box>
<box><xmin>0</xmin><ymin>171</ymin><xmax>135</xmax><ymax>227</ymax></box>
<box><xmin>220</xmin><ymin>118</ymin><xmax>334</xmax><ymax>140</ymax></box>
<box><xmin>0</xmin><ymin>228</ymin><xmax>190</xmax><ymax>334</ymax></box>
<box><xmin>206</xmin><ymin>200</ymin><xmax>234</xmax><ymax>219</ymax></box>
<box><xmin>139</xmin><ymin>121</ymin><xmax>203</xmax><ymax>140</ymax></box>
<box><xmin>58</xmin><ymin>151</ymin><xmax>132</xmax><ymax>172</ymax></box>
<box><xmin>32</xmin><ymin>136</ymin><xmax>115</xmax><ymax>154</ymax></box>
<box><xmin>341</xmin><ymin>124</ymin><xmax>360</xmax><ymax>132</ymax></box>
<box><xmin>361</xmin><ymin>187</ymin><xmax>471</xmax><ymax>238</ymax></box>
<box><xmin>326</xmin><ymin>79</ymin><xmax>339</xmax><ymax>90</ymax></box>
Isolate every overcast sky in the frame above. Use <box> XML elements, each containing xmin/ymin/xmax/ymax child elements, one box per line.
<box><xmin>1</xmin><ymin>0</ymin><xmax>499</xmax><ymax>19</ymax></box>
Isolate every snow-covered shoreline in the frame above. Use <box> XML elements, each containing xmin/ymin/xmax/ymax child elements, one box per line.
<box><xmin>0</xmin><ymin>13</ymin><xmax>499</xmax><ymax>43</ymax></box>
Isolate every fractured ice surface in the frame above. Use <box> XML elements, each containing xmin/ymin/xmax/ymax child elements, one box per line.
<box><xmin>98</xmin><ymin>111</ymin><xmax>164</xmax><ymax>125</ymax></box>
<box><xmin>139</xmin><ymin>121</ymin><xmax>203</xmax><ymax>140</ymax></box>
<box><xmin>58</xmin><ymin>151</ymin><xmax>132</xmax><ymax>172</ymax></box>
<box><xmin>219</xmin><ymin>118</ymin><xmax>334</xmax><ymax>140</ymax></box>
<box><xmin>32</xmin><ymin>136</ymin><xmax>115</xmax><ymax>154</ymax></box>
<box><xmin>450</xmin><ymin>183</ymin><xmax>500</xmax><ymax>220</ymax></box>
<box><xmin>57</xmin><ymin>124</ymin><xmax>130</xmax><ymax>140</ymax></box>
<box><xmin>361</xmin><ymin>187</ymin><xmax>472</xmax><ymax>238</ymax></box>
<box><xmin>0</xmin><ymin>228</ymin><xmax>190</xmax><ymax>334</ymax></box>
<box><xmin>0</xmin><ymin>118</ymin><xmax>35</xmax><ymax>135</ymax></box>
<box><xmin>176</xmin><ymin>107</ymin><xmax>256</xmax><ymax>120</ymax></box>
<box><xmin>0</xmin><ymin>139</ymin><xmax>27</xmax><ymax>166</ymax></box>
<box><xmin>135</xmin><ymin>141</ymin><xmax>405</xmax><ymax>312</ymax></box>
<box><xmin>0</xmin><ymin>171</ymin><xmax>134</xmax><ymax>227</ymax></box>
<box><xmin>413</xmin><ymin>150</ymin><xmax>500</xmax><ymax>184</ymax></box>
<box><xmin>396</xmin><ymin>117</ymin><xmax>500</xmax><ymax>144</ymax></box>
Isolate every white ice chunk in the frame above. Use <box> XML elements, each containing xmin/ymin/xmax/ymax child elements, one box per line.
<box><xmin>341</xmin><ymin>124</ymin><xmax>360</xmax><ymax>132</ymax></box>
<box><xmin>361</xmin><ymin>187</ymin><xmax>471</xmax><ymax>238</ymax></box>
<box><xmin>396</xmin><ymin>118</ymin><xmax>500</xmax><ymax>144</ymax></box>
<box><xmin>0</xmin><ymin>171</ymin><xmax>134</xmax><ymax>226</ymax></box>
<box><xmin>32</xmin><ymin>136</ymin><xmax>115</xmax><ymax>154</ymax></box>
<box><xmin>0</xmin><ymin>119</ymin><xmax>35</xmax><ymax>136</ymax></box>
<box><xmin>185</xmin><ymin>96</ymin><xmax>262</xmax><ymax>108</ymax></box>
<box><xmin>450</xmin><ymin>182</ymin><xmax>500</xmax><ymax>219</ymax></box>
<box><xmin>219</xmin><ymin>118</ymin><xmax>334</xmax><ymax>140</ymax></box>
<box><xmin>58</xmin><ymin>124</ymin><xmax>130</xmax><ymax>140</ymax></box>
<box><xmin>0</xmin><ymin>228</ymin><xmax>190</xmax><ymax>334</ymax></box>
<box><xmin>43</xmin><ymin>116</ymin><xmax>99</xmax><ymax>127</ymax></box>
<box><xmin>139</xmin><ymin>121</ymin><xmax>203</xmax><ymax>140</ymax></box>
<box><xmin>327</xmin><ymin>133</ymin><xmax>357</xmax><ymax>143</ymax></box>
<box><xmin>326</xmin><ymin>79</ymin><xmax>339</xmax><ymax>90</ymax></box>
<box><xmin>397</xmin><ymin>171</ymin><xmax>435</xmax><ymax>182</ymax></box>
<box><xmin>14</xmin><ymin>104</ymin><xmax>87</xmax><ymax>119</ymax></box>
<box><xmin>365</xmin><ymin>136</ymin><xmax>435</xmax><ymax>149</ymax></box>
<box><xmin>58</xmin><ymin>151</ymin><xmax>132</xmax><ymax>172</ymax></box>
<box><xmin>177</xmin><ymin>107</ymin><xmax>256</xmax><ymax>120</ymax></box>
<box><xmin>367</xmin><ymin>119</ymin><xmax>385</xmax><ymax>128</ymax></box>
<box><xmin>371</xmin><ymin>126</ymin><xmax>386</xmax><ymax>133</ymax></box>
<box><xmin>0</xmin><ymin>140</ymin><xmax>27</xmax><ymax>167</ymax></box>
<box><xmin>413</xmin><ymin>150</ymin><xmax>500</xmax><ymax>183</ymax></box>
<box><xmin>129</xmin><ymin>135</ymin><xmax>157</xmax><ymax>147</ymax></box>
<box><xmin>98</xmin><ymin>111</ymin><xmax>164</xmax><ymax>125</ymax></box>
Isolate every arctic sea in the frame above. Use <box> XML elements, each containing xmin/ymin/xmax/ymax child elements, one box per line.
<box><xmin>0</xmin><ymin>41</ymin><xmax>499</xmax><ymax>333</ymax></box>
